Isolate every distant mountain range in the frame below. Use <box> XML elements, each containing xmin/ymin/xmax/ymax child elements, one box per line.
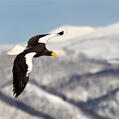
<box><xmin>4</xmin><ymin>22</ymin><xmax>119</xmax><ymax>64</ymax></box>
<box><xmin>50</xmin><ymin>22</ymin><xmax>119</xmax><ymax>41</ymax></box>
<box><xmin>0</xmin><ymin>23</ymin><xmax>119</xmax><ymax>119</ymax></box>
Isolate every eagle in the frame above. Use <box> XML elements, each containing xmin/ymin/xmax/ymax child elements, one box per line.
<box><xmin>13</xmin><ymin>31</ymin><xmax>64</xmax><ymax>97</ymax></box>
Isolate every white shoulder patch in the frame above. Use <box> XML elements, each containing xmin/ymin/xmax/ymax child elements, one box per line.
<box><xmin>38</xmin><ymin>33</ymin><xmax>59</xmax><ymax>43</ymax></box>
<box><xmin>25</xmin><ymin>52</ymin><xmax>36</xmax><ymax>77</ymax></box>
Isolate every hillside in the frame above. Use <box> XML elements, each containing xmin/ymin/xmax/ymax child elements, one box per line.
<box><xmin>0</xmin><ymin>23</ymin><xmax>119</xmax><ymax>119</ymax></box>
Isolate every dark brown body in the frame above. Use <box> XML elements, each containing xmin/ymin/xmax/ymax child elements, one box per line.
<box><xmin>13</xmin><ymin>31</ymin><xmax>64</xmax><ymax>97</ymax></box>
<box><xmin>13</xmin><ymin>53</ymin><xmax>28</xmax><ymax>97</ymax></box>
<box><xmin>13</xmin><ymin>43</ymin><xmax>53</xmax><ymax>97</ymax></box>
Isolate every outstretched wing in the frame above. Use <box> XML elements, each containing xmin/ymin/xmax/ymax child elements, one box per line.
<box><xmin>27</xmin><ymin>31</ymin><xmax>64</xmax><ymax>47</ymax></box>
<box><xmin>12</xmin><ymin>52</ymin><xmax>36</xmax><ymax>97</ymax></box>
<box><xmin>27</xmin><ymin>34</ymin><xmax>48</xmax><ymax>47</ymax></box>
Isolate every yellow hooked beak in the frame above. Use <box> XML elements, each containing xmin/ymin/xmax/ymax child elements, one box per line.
<box><xmin>51</xmin><ymin>52</ymin><xmax>56</xmax><ymax>56</ymax></box>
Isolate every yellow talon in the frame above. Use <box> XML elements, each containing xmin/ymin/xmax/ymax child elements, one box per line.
<box><xmin>51</xmin><ymin>52</ymin><xmax>56</xmax><ymax>56</ymax></box>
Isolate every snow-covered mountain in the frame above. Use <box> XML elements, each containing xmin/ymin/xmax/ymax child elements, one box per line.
<box><xmin>7</xmin><ymin>22</ymin><xmax>119</xmax><ymax>64</ymax></box>
<box><xmin>50</xmin><ymin>22</ymin><xmax>119</xmax><ymax>42</ymax></box>
<box><xmin>50</xmin><ymin>25</ymin><xmax>95</xmax><ymax>42</ymax></box>
<box><xmin>1</xmin><ymin>22</ymin><xmax>119</xmax><ymax>119</ymax></box>
<box><xmin>50</xmin><ymin>23</ymin><xmax>119</xmax><ymax>63</ymax></box>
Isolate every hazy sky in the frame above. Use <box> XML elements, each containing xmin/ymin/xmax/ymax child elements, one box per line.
<box><xmin>0</xmin><ymin>0</ymin><xmax>119</xmax><ymax>44</ymax></box>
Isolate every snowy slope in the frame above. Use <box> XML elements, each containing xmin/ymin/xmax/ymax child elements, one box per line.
<box><xmin>49</xmin><ymin>22</ymin><xmax>119</xmax><ymax>63</ymax></box>
<box><xmin>1</xmin><ymin>23</ymin><xmax>119</xmax><ymax>119</ymax></box>
<box><xmin>50</xmin><ymin>25</ymin><xmax>95</xmax><ymax>42</ymax></box>
<box><xmin>6</xmin><ymin>22</ymin><xmax>119</xmax><ymax>63</ymax></box>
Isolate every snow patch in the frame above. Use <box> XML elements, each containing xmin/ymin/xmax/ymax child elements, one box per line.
<box><xmin>27</xmin><ymin>83</ymin><xmax>66</xmax><ymax>104</ymax></box>
<box><xmin>7</xmin><ymin>45</ymin><xmax>25</xmax><ymax>55</ymax></box>
<box><xmin>50</xmin><ymin>25</ymin><xmax>95</xmax><ymax>42</ymax></box>
<box><xmin>54</xmin><ymin>49</ymin><xmax>66</xmax><ymax>56</ymax></box>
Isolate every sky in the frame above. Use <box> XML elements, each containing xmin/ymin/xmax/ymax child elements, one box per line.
<box><xmin>0</xmin><ymin>0</ymin><xmax>119</xmax><ymax>44</ymax></box>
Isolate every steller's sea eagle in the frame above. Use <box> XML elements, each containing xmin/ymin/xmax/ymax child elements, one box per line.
<box><xmin>13</xmin><ymin>31</ymin><xmax>64</xmax><ymax>98</ymax></box>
